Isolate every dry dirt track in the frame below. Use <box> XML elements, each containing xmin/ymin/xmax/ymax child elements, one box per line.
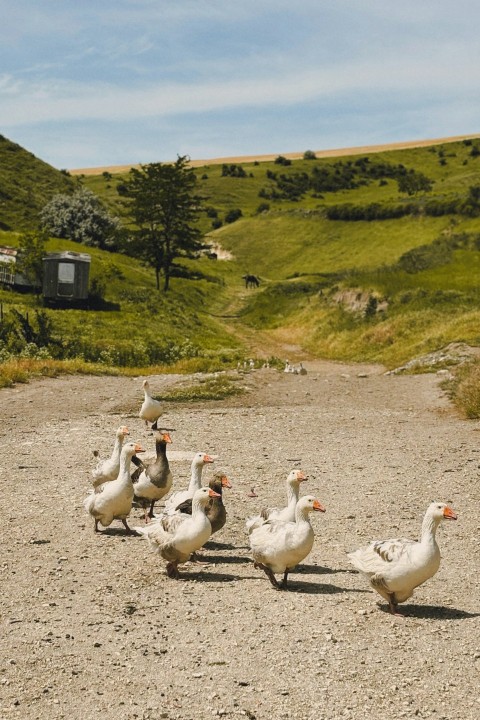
<box><xmin>1</xmin><ymin>361</ymin><xmax>479</xmax><ymax>720</ymax></box>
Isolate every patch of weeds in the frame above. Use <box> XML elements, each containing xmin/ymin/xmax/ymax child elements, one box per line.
<box><xmin>158</xmin><ymin>375</ymin><xmax>245</xmax><ymax>402</ymax></box>
<box><xmin>447</xmin><ymin>360</ymin><xmax>480</xmax><ymax>418</ymax></box>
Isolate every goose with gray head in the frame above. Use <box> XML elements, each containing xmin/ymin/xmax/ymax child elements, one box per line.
<box><xmin>133</xmin><ymin>430</ymin><xmax>173</xmax><ymax>521</ymax></box>
<box><xmin>175</xmin><ymin>469</ymin><xmax>232</xmax><ymax>535</ymax></box>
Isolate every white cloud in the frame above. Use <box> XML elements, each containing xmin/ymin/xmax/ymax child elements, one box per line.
<box><xmin>2</xmin><ymin>0</ymin><xmax>480</xmax><ymax>167</ymax></box>
<box><xmin>1</xmin><ymin>35</ymin><xmax>478</xmax><ymax>129</ymax></box>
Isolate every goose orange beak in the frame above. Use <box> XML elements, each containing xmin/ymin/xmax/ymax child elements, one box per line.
<box><xmin>208</xmin><ymin>488</ymin><xmax>221</xmax><ymax>498</ymax></box>
<box><xmin>134</xmin><ymin>444</ymin><xmax>146</xmax><ymax>453</ymax></box>
<box><xmin>121</xmin><ymin>426</ymin><xmax>130</xmax><ymax>435</ymax></box>
<box><xmin>443</xmin><ymin>506</ymin><xmax>457</xmax><ymax>520</ymax></box>
<box><xmin>204</xmin><ymin>455</ymin><xmax>215</xmax><ymax>463</ymax></box>
<box><xmin>297</xmin><ymin>471</ymin><xmax>308</xmax><ymax>482</ymax></box>
<box><xmin>313</xmin><ymin>500</ymin><xmax>326</xmax><ymax>512</ymax></box>
<box><xmin>221</xmin><ymin>475</ymin><xmax>232</xmax><ymax>489</ymax></box>
<box><xmin>163</xmin><ymin>432</ymin><xmax>172</xmax><ymax>443</ymax></box>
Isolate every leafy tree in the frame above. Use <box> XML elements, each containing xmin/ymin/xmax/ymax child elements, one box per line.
<box><xmin>303</xmin><ymin>150</ymin><xmax>317</xmax><ymax>160</ymax></box>
<box><xmin>122</xmin><ymin>156</ymin><xmax>205</xmax><ymax>292</ymax></box>
<box><xmin>40</xmin><ymin>188</ymin><xmax>119</xmax><ymax>249</ymax></box>
<box><xmin>17</xmin><ymin>230</ymin><xmax>46</xmax><ymax>293</ymax></box>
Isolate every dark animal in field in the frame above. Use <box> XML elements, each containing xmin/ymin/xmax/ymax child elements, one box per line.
<box><xmin>242</xmin><ymin>274</ymin><xmax>260</xmax><ymax>289</ymax></box>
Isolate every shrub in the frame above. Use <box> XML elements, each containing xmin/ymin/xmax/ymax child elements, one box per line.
<box><xmin>221</xmin><ymin>164</ymin><xmax>247</xmax><ymax>177</ymax></box>
<box><xmin>303</xmin><ymin>150</ymin><xmax>317</xmax><ymax>160</ymax></box>
<box><xmin>364</xmin><ymin>295</ymin><xmax>378</xmax><ymax>318</ymax></box>
<box><xmin>256</xmin><ymin>202</ymin><xmax>270</xmax><ymax>214</ymax></box>
<box><xmin>41</xmin><ymin>188</ymin><xmax>119</xmax><ymax>249</ymax></box>
<box><xmin>274</xmin><ymin>155</ymin><xmax>292</xmax><ymax>166</ymax></box>
<box><xmin>225</xmin><ymin>208</ymin><xmax>243</xmax><ymax>223</ymax></box>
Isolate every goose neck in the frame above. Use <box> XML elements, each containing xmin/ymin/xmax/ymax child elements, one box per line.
<box><xmin>112</xmin><ymin>435</ymin><xmax>124</xmax><ymax>459</ymax></box>
<box><xmin>420</xmin><ymin>513</ymin><xmax>440</xmax><ymax>543</ymax></box>
<box><xmin>188</xmin><ymin>463</ymin><xmax>204</xmax><ymax>493</ymax></box>
<box><xmin>286</xmin><ymin>482</ymin><xmax>300</xmax><ymax>509</ymax></box>
<box><xmin>118</xmin><ymin>452</ymin><xmax>134</xmax><ymax>485</ymax></box>
<box><xmin>294</xmin><ymin>505</ymin><xmax>311</xmax><ymax>525</ymax></box>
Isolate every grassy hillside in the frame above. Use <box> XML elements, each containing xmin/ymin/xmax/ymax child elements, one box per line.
<box><xmin>2</xmin><ymin>135</ymin><xmax>480</xmax><ymax>389</ymax></box>
<box><xmin>0</xmin><ymin>134</ymin><xmax>76</xmax><ymax>231</ymax></box>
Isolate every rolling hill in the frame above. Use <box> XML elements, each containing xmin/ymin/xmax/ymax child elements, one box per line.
<box><xmin>0</xmin><ymin>134</ymin><xmax>76</xmax><ymax>231</ymax></box>
<box><xmin>1</xmin><ymin>132</ymin><xmax>480</xmax><ymax>379</ymax></box>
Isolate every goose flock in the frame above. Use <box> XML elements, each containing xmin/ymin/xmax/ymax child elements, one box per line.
<box><xmin>84</xmin><ymin>377</ymin><xmax>458</xmax><ymax>615</ymax></box>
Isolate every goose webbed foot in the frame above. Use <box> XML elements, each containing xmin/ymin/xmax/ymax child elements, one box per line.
<box><xmin>254</xmin><ymin>561</ymin><xmax>281</xmax><ymax>589</ymax></box>
<box><xmin>386</xmin><ymin>594</ymin><xmax>405</xmax><ymax>617</ymax></box>
<box><xmin>122</xmin><ymin>519</ymin><xmax>139</xmax><ymax>535</ymax></box>
<box><xmin>166</xmin><ymin>562</ymin><xmax>180</xmax><ymax>579</ymax></box>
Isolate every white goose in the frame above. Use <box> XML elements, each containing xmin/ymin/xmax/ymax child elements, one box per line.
<box><xmin>348</xmin><ymin>501</ymin><xmax>458</xmax><ymax>615</ymax></box>
<box><xmin>139</xmin><ymin>379</ymin><xmax>163</xmax><ymax>428</ymax></box>
<box><xmin>163</xmin><ymin>452</ymin><xmax>215</xmax><ymax>513</ymax></box>
<box><xmin>249</xmin><ymin>495</ymin><xmax>326</xmax><ymax>589</ymax></box>
<box><xmin>91</xmin><ymin>425</ymin><xmax>130</xmax><ymax>491</ymax></box>
<box><xmin>133</xmin><ymin>430</ymin><xmax>173</xmax><ymax>521</ymax></box>
<box><xmin>246</xmin><ymin>469</ymin><xmax>308</xmax><ymax>533</ymax></box>
<box><xmin>135</xmin><ymin>486</ymin><xmax>220</xmax><ymax>578</ymax></box>
<box><xmin>84</xmin><ymin>441</ymin><xmax>145</xmax><ymax>534</ymax></box>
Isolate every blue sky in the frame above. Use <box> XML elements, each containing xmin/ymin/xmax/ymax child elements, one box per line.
<box><xmin>1</xmin><ymin>0</ymin><xmax>479</xmax><ymax>170</ymax></box>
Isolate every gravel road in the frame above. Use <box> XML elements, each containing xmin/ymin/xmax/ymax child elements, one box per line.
<box><xmin>1</xmin><ymin>361</ymin><xmax>479</xmax><ymax>720</ymax></box>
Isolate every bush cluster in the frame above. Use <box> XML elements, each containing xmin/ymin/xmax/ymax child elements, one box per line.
<box><xmin>326</xmin><ymin>185</ymin><xmax>480</xmax><ymax>222</ymax></box>
<box><xmin>259</xmin><ymin>158</ymin><xmax>434</xmax><ymax>202</ymax></box>
<box><xmin>221</xmin><ymin>164</ymin><xmax>247</xmax><ymax>178</ymax></box>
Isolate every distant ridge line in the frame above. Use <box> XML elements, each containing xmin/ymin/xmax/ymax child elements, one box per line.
<box><xmin>69</xmin><ymin>133</ymin><xmax>480</xmax><ymax>176</ymax></box>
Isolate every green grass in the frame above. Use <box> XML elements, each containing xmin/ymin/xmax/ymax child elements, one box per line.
<box><xmin>2</xmin><ymin>135</ymin><xmax>480</xmax><ymax>386</ymax></box>
<box><xmin>0</xmin><ymin>134</ymin><xmax>75</xmax><ymax>231</ymax></box>
<box><xmin>156</xmin><ymin>374</ymin><xmax>245</xmax><ymax>402</ymax></box>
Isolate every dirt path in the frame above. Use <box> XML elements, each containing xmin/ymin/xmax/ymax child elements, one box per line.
<box><xmin>1</xmin><ymin>362</ymin><xmax>479</xmax><ymax>720</ymax></box>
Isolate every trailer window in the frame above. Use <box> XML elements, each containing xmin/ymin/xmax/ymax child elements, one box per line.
<box><xmin>58</xmin><ymin>263</ymin><xmax>75</xmax><ymax>283</ymax></box>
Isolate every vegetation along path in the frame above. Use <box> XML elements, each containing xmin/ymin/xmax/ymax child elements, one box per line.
<box><xmin>1</xmin><ymin>361</ymin><xmax>479</xmax><ymax>720</ymax></box>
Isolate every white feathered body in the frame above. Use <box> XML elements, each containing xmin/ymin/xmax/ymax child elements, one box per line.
<box><xmin>249</xmin><ymin>515</ymin><xmax>314</xmax><ymax>574</ymax></box>
<box><xmin>135</xmin><ymin>467</ymin><xmax>173</xmax><ymax>501</ymax></box>
<box><xmin>84</xmin><ymin>444</ymin><xmax>137</xmax><ymax>527</ymax></box>
<box><xmin>348</xmin><ymin>536</ymin><xmax>440</xmax><ymax>603</ymax></box>
<box><xmin>136</xmin><ymin>492</ymin><xmax>213</xmax><ymax>564</ymax></box>
<box><xmin>139</xmin><ymin>380</ymin><xmax>162</xmax><ymax>424</ymax></box>
<box><xmin>347</xmin><ymin>502</ymin><xmax>457</xmax><ymax>605</ymax></box>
